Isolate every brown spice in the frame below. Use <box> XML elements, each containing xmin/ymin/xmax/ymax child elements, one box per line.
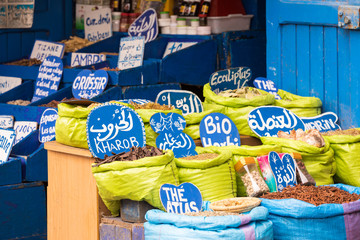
<box><xmin>261</xmin><ymin>185</ymin><xmax>360</xmax><ymax>206</ymax></box>
<box><xmin>99</xmin><ymin>52</ymin><xmax>119</xmax><ymax>56</ymax></box>
<box><xmin>218</xmin><ymin>87</ymin><xmax>262</xmax><ymax>99</ymax></box>
<box><xmin>130</xmin><ymin>102</ymin><xmax>175</xmax><ymax>110</ymax></box>
<box><xmin>59</xmin><ymin>36</ymin><xmax>94</xmax><ymax>52</ymax></box>
<box><xmin>39</xmin><ymin>97</ymin><xmax>78</xmax><ymax>108</ymax></box>
<box><xmin>322</xmin><ymin>129</ymin><xmax>360</xmax><ymax>136</ymax></box>
<box><xmin>179</xmin><ymin>153</ymin><xmax>218</xmax><ymax>161</ymax></box>
<box><xmin>7</xmin><ymin>99</ymin><xmax>31</xmax><ymax>106</ymax></box>
<box><xmin>183</xmin><ymin>211</ymin><xmax>241</xmax><ymax>217</ymax></box>
<box><xmin>6</xmin><ymin>58</ymin><xmax>42</xmax><ymax>66</ymax></box>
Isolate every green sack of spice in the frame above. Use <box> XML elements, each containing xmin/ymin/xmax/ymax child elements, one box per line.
<box><xmin>261</xmin><ymin>137</ymin><xmax>336</xmax><ymax>185</ymax></box>
<box><xmin>175</xmin><ymin>147</ymin><xmax>236</xmax><ymax>202</ymax></box>
<box><xmin>275</xmin><ymin>89</ymin><xmax>322</xmax><ymax>117</ymax></box>
<box><xmin>203</xmin><ymin>83</ymin><xmax>275</xmax><ymax>137</ymax></box>
<box><xmin>92</xmin><ymin>150</ymin><xmax>179</xmax><ymax>216</ymax></box>
<box><xmin>323</xmin><ymin>129</ymin><xmax>360</xmax><ymax>187</ymax></box>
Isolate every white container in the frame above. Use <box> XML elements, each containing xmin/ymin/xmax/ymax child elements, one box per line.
<box><xmin>159</xmin><ymin>18</ymin><xmax>171</xmax><ymax>27</ymax></box>
<box><xmin>197</xmin><ymin>26</ymin><xmax>211</xmax><ymax>35</ymax></box>
<box><xmin>177</xmin><ymin>26</ymin><xmax>187</xmax><ymax>35</ymax></box>
<box><xmin>187</xmin><ymin>26</ymin><xmax>197</xmax><ymax>35</ymax></box>
<box><xmin>161</xmin><ymin>26</ymin><xmax>170</xmax><ymax>34</ymax></box>
<box><xmin>112</xmin><ymin>20</ymin><xmax>120</xmax><ymax>32</ymax></box>
<box><xmin>191</xmin><ymin>19</ymin><xmax>200</xmax><ymax>27</ymax></box>
<box><xmin>112</xmin><ymin>11</ymin><xmax>121</xmax><ymax>20</ymax></box>
<box><xmin>170</xmin><ymin>23</ymin><xmax>177</xmax><ymax>34</ymax></box>
<box><xmin>207</xmin><ymin>14</ymin><xmax>254</xmax><ymax>34</ymax></box>
<box><xmin>177</xmin><ymin>18</ymin><xmax>186</xmax><ymax>26</ymax></box>
<box><xmin>160</xmin><ymin>12</ymin><xmax>170</xmax><ymax>19</ymax></box>
<box><xmin>170</xmin><ymin>15</ymin><xmax>178</xmax><ymax>23</ymax></box>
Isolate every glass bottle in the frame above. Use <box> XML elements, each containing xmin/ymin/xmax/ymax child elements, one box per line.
<box><xmin>189</xmin><ymin>0</ymin><xmax>200</xmax><ymax>16</ymax></box>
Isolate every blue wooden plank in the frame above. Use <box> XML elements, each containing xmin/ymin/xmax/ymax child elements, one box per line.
<box><xmin>309</xmin><ymin>26</ymin><xmax>324</xmax><ymax>102</ymax></box>
<box><xmin>281</xmin><ymin>25</ymin><xmax>297</xmax><ymax>92</ymax></box>
<box><xmin>349</xmin><ymin>30</ymin><xmax>360</xmax><ymax>128</ymax></box>
<box><xmin>0</xmin><ymin>104</ymin><xmax>47</xmax><ymax>122</ymax></box>
<box><xmin>296</xmin><ymin>25</ymin><xmax>310</xmax><ymax>96</ymax></box>
<box><xmin>0</xmin><ymin>80</ymin><xmax>34</xmax><ymax>103</ymax></box>
<box><xmin>24</xmin><ymin>145</ymin><xmax>48</xmax><ymax>182</ymax></box>
<box><xmin>29</xmin><ymin>86</ymin><xmax>73</xmax><ymax>106</ymax></box>
<box><xmin>0</xmin><ymin>65</ymin><xmax>39</xmax><ymax>79</ymax></box>
<box><xmin>21</xmin><ymin>32</ymin><xmax>36</xmax><ymax>58</ymax></box>
<box><xmin>7</xmin><ymin>33</ymin><xmax>22</xmax><ymax>62</ymax></box>
<box><xmin>0</xmin><ymin>159</ymin><xmax>22</xmax><ymax>186</ymax></box>
<box><xmin>323</xmin><ymin>27</ymin><xmax>338</xmax><ymax>115</ymax></box>
<box><xmin>92</xmin><ymin>86</ymin><xmax>123</xmax><ymax>103</ymax></box>
<box><xmin>0</xmin><ymin>33</ymin><xmax>8</xmax><ymax>63</ymax></box>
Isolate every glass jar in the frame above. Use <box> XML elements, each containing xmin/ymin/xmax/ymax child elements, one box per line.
<box><xmin>128</xmin><ymin>13</ymin><xmax>137</xmax><ymax>26</ymax></box>
<box><xmin>120</xmin><ymin>12</ymin><xmax>129</xmax><ymax>32</ymax></box>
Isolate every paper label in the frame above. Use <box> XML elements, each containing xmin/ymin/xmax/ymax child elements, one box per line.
<box><xmin>30</xmin><ymin>40</ymin><xmax>65</xmax><ymax>62</ymax></box>
<box><xmin>0</xmin><ymin>76</ymin><xmax>21</xmax><ymax>94</ymax></box>
<box><xmin>13</xmin><ymin>121</ymin><xmax>37</xmax><ymax>145</ymax></box>
<box><xmin>118</xmin><ymin>36</ymin><xmax>145</xmax><ymax>70</ymax></box>
<box><xmin>0</xmin><ymin>128</ymin><xmax>16</xmax><ymax>164</ymax></box>
<box><xmin>71</xmin><ymin>53</ymin><xmax>106</xmax><ymax>67</ymax></box>
<box><xmin>162</xmin><ymin>42</ymin><xmax>197</xmax><ymax>58</ymax></box>
<box><xmin>84</xmin><ymin>8</ymin><xmax>112</xmax><ymax>42</ymax></box>
<box><xmin>0</xmin><ymin>2</ymin><xmax>34</xmax><ymax>29</ymax></box>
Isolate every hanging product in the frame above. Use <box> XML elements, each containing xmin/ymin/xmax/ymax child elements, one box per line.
<box><xmin>189</xmin><ymin>0</ymin><xmax>200</xmax><ymax>16</ymax></box>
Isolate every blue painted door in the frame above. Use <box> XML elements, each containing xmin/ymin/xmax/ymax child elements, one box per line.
<box><xmin>267</xmin><ymin>0</ymin><xmax>360</xmax><ymax>129</ymax></box>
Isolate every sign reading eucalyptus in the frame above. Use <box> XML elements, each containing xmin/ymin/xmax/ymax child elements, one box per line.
<box><xmin>209</xmin><ymin>67</ymin><xmax>252</xmax><ymax>94</ymax></box>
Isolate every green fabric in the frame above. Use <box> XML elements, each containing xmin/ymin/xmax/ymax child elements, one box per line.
<box><xmin>261</xmin><ymin>137</ymin><xmax>336</xmax><ymax>186</ymax></box>
<box><xmin>324</xmin><ymin>131</ymin><xmax>360</xmax><ymax>187</ymax></box>
<box><xmin>275</xmin><ymin>89</ymin><xmax>322</xmax><ymax>117</ymax></box>
<box><xmin>175</xmin><ymin>147</ymin><xmax>236</xmax><ymax>202</ymax></box>
<box><xmin>203</xmin><ymin>83</ymin><xmax>275</xmax><ymax>137</ymax></box>
<box><xmin>92</xmin><ymin>151</ymin><xmax>179</xmax><ymax>216</ymax></box>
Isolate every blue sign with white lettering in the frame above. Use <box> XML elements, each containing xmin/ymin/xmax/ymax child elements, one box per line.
<box><xmin>72</xmin><ymin>69</ymin><xmax>108</xmax><ymax>99</ymax></box>
<box><xmin>209</xmin><ymin>67</ymin><xmax>252</xmax><ymax>94</ymax></box>
<box><xmin>160</xmin><ymin>182</ymin><xmax>202</xmax><ymax>214</ymax></box>
<box><xmin>248</xmin><ymin>106</ymin><xmax>305</xmax><ymax>137</ymax></box>
<box><xmin>32</xmin><ymin>56</ymin><xmax>63</xmax><ymax>102</ymax></box>
<box><xmin>199</xmin><ymin>113</ymin><xmax>241</xmax><ymax>147</ymax></box>
<box><xmin>86</xmin><ymin>103</ymin><xmax>146</xmax><ymax>159</ymax></box>
<box><xmin>268</xmin><ymin>152</ymin><xmax>297</xmax><ymax>192</ymax></box>
<box><xmin>128</xmin><ymin>8</ymin><xmax>158</xmax><ymax>43</ymax></box>
<box><xmin>0</xmin><ymin>128</ymin><xmax>16</xmax><ymax>164</ymax></box>
<box><xmin>150</xmin><ymin>112</ymin><xmax>197</xmax><ymax>158</ymax></box>
<box><xmin>301</xmin><ymin>112</ymin><xmax>341</xmax><ymax>133</ymax></box>
<box><xmin>39</xmin><ymin>108</ymin><xmax>58</xmax><ymax>143</ymax></box>
<box><xmin>156</xmin><ymin>90</ymin><xmax>203</xmax><ymax>116</ymax></box>
<box><xmin>253</xmin><ymin>77</ymin><xmax>281</xmax><ymax>100</ymax></box>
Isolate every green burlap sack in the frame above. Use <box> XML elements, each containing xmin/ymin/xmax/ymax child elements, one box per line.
<box><xmin>275</xmin><ymin>89</ymin><xmax>322</xmax><ymax>117</ymax></box>
<box><xmin>175</xmin><ymin>147</ymin><xmax>236</xmax><ymax>202</ymax></box>
<box><xmin>261</xmin><ymin>137</ymin><xmax>336</xmax><ymax>185</ymax></box>
<box><xmin>324</xmin><ymin>131</ymin><xmax>360</xmax><ymax>187</ymax></box>
<box><xmin>203</xmin><ymin>83</ymin><xmax>275</xmax><ymax>137</ymax></box>
<box><xmin>92</xmin><ymin>151</ymin><xmax>179</xmax><ymax>216</ymax></box>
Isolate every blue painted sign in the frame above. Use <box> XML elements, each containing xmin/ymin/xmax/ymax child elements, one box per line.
<box><xmin>119</xmin><ymin>99</ymin><xmax>151</xmax><ymax>105</ymax></box>
<box><xmin>32</xmin><ymin>56</ymin><xmax>63</xmax><ymax>102</ymax></box>
<box><xmin>39</xmin><ymin>108</ymin><xmax>58</xmax><ymax>143</ymax></box>
<box><xmin>86</xmin><ymin>103</ymin><xmax>146</xmax><ymax>159</ymax></box>
<box><xmin>0</xmin><ymin>115</ymin><xmax>14</xmax><ymax>129</ymax></box>
<box><xmin>156</xmin><ymin>90</ymin><xmax>203</xmax><ymax>116</ymax></box>
<box><xmin>160</xmin><ymin>182</ymin><xmax>202</xmax><ymax>214</ymax></box>
<box><xmin>248</xmin><ymin>106</ymin><xmax>305</xmax><ymax>137</ymax></box>
<box><xmin>199</xmin><ymin>113</ymin><xmax>241</xmax><ymax>147</ymax></box>
<box><xmin>128</xmin><ymin>8</ymin><xmax>158</xmax><ymax>43</ymax></box>
<box><xmin>118</xmin><ymin>36</ymin><xmax>145</xmax><ymax>70</ymax></box>
<box><xmin>72</xmin><ymin>69</ymin><xmax>108</xmax><ymax>99</ymax></box>
<box><xmin>209</xmin><ymin>67</ymin><xmax>252</xmax><ymax>94</ymax></box>
<box><xmin>301</xmin><ymin>112</ymin><xmax>341</xmax><ymax>133</ymax></box>
<box><xmin>0</xmin><ymin>129</ymin><xmax>16</xmax><ymax>164</ymax></box>
<box><xmin>253</xmin><ymin>77</ymin><xmax>281</xmax><ymax>100</ymax></box>
<box><xmin>71</xmin><ymin>53</ymin><xmax>106</xmax><ymax>67</ymax></box>
<box><xmin>150</xmin><ymin>112</ymin><xmax>197</xmax><ymax>158</ymax></box>
<box><xmin>268</xmin><ymin>152</ymin><xmax>297</xmax><ymax>192</ymax></box>
<box><xmin>30</xmin><ymin>40</ymin><xmax>65</xmax><ymax>62</ymax></box>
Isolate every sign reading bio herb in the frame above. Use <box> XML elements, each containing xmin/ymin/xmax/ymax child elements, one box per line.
<box><xmin>160</xmin><ymin>182</ymin><xmax>202</xmax><ymax>214</ymax></box>
<box><xmin>71</xmin><ymin>53</ymin><xmax>106</xmax><ymax>67</ymax></box>
<box><xmin>156</xmin><ymin>90</ymin><xmax>203</xmax><ymax>116</ymax></box>
<box><xmin>0</xmin><ymin>115</ymin><xmax>14</xmax><ymax>129</ymax></box>
<box><xmin>118</xmin><ymin>36</ymin><xmax>145</xmax><ymax>70</ymax></box>
<box><xmin>72</xmin><ymin>70</ymin><xmax>108</xmax><ymax>99</ymax></box>
<box><xmin>199</xmin><ymin>113</ymin><xmax>240</xmax><ymax>147</ymax></box>
<box><xmin>268</xmin><ymin>152</ymin><xmax>297</xmax><ymax>192</ymax></box>
<box><xmin>128</xmin><ymin>8</ymin><xmax>158</xmax><ymax>43</ymax></box>
<box><xmin>150</xmin><ymin>112</ymin><xmax>197</xmax><ymax>158</ymax></box>
<box><xmin>209</xmin><ymin>67</ymin><xmax>252</xmax><ymax>94</ymax></box>
<box><xmin>0</xmin><ymin>129</ymin><xmax>16</xmax><ymax>164</ymax></box>
<box><xmin>248</xmin><ymin>106</ymin><xmax>305</xmax><ymax>137</ymax></box>
<box><xmin>301</xmin><ymin>112</ymin><xmax>341</xmax><ymax>133</ymax></box>
<box><xmin>13</xmin><ymin>121</ymin><xmax>38</xmax><ymax>145</ymax></box>
<box><xmin>86</xmin><ymin>103</ymin><xmax>146</xmax><ymax>159</ymax></box>
<box><xmin>84</xmin><ymin>8</ymin><xmax>112</xmax><ymax>42</ymax></box>
<box><xmin>39</xmin><ymin>108</ymin><xmax>58</xmax><ymax>143</ymax></box>
<box><xmin>31</xmin><ymin>56</ymin><xmax>63</xmax><ymax>102</ymax></box>
<box><xmin>0</xmin><ymin>76</ymin><xmax>22</xmax><ymax>94</ymax></box>
<box><xmin>162</xmin><ymin>42</ymin><xmax>198</xmax><ymax>58</ymax></box>
<box><xmin>30</xmin><ymin>40</ymin><xmax>65</xmax><ymax>62</ymax></box>
<box><xmin>253</xmin><ymin>77</ymin><xmax>281</xmax><ymax>100</ymax></box>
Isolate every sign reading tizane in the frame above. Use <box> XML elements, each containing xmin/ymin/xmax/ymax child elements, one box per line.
<box><xmin>160</xmin><ymin>182</ymin><xmax>202</xmax><ymax>214</ymax></box>
<box><xmin>0</xmin><ymin>77</ymin><xmax>22</xmax><ymax>94</ymax></box>
<box><xmin>248</xmin><ymin>106</ymin><xmax>305</xmax><ymax>137</ymax></box>
<box><xmin>128</xmin><ymin>8</ymin><xmax>158</xmax><ymax>43</ymax></box>
<box><xmin>39</xmin><ymin>108</ymin><xmax>58</xmax><ymax>143</ymax></box>
<box><xmin>253</xmin><ymin>77</ymin><xmax>281</xmax><ymax>100</ymax></box>
<box><xmin>14</xmin><ymin>121</ymin><xmax>38</xmax><ymax>145</ymax></box>
<box><xmin>301</xmin><ymin>112</ymin><xmax>341</xmax><ymax>133</ymax></box>
<box><xmin>72</xmin><ymin>70</ymin><xmax>108</xmax><ymax>99</ymax></box>
<box><xmin>162</xmin><ymin>42</ymin><xmax>198</xmax><ymax>58</ymax></box>
<box><xmin>30</xmin><ymin>40</ymin><xmax>65</xmax><ymax>62</ymax></box>
<box><xmin>0</xmin><ymin>115</ymin><xmax>14</xmax><ymax>129</ymax></box>
<box><xmin>118</xmin><ymin>36</ymin><xmax>145</xmax><ymax>70</ymax></box>
<box><xmin>199</xmin><ymin>113</ymin><xmax>241</xmax><ymax>147</ymax></box>
<box><xmin>0</xmin><ymin>129</ymin><xmax>16</xmax><ymax>164</ymax></box>
<box><xmin>84</xmin><ymin>8</ymin><xmax>112</xmax><ymax>42</ymax></box>
<box><xmin>156</xmin><ymin>90</ymin><xmax>203</xmax><ymax>116</ymax></box>
<box><xmin>209</xmin><ymin>67</ymin><xmax>252</xmax><ymax>94</ymax></box>
<box><xmin>31</xmin><ymin>56</ymin><xmax>63</xmax><ymax>102</ymax></box>
<box><xmin>86</xmin><ymin>103</ymin><xmax>146</xmax><ymax>159</ymax></box>
<box><xmin>268</xmin><ymin>152</ymin><xmax>297</xmax><ymax>192</ymax></box>
<box><xmin>71</xmin><ymin>53</ymin><xmax>106</xmax><ymax>67</ymax></box>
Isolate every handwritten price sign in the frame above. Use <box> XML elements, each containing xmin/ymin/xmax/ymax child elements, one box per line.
<box><xmin>118</xmin><ymin>36</ymin><xmax>145</xmax><ymax>70</ymax></box>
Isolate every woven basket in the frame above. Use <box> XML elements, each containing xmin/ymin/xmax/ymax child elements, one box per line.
<box><xmin>209</xmin><ymin>197</ymin><xmax>261</xmax><ymax>213</ymax></box>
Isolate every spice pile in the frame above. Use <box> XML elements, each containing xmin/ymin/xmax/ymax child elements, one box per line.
<box><xmin>6</xmin><ymin>58</ymin><xmax>42</xmax><ymax>66</ymax></box>
<box><xmin>93</xmin><ymin>146</ymin><xmax>164</xmax><ymax>167</ymax></box>
<box><xmin>278</xmin><ymin>129</ymin><xmax>325</xmax><ymax>147</ymax></box>
<box><xmin>59</xmin><ymin>36</ymin><xmax>94</xmax><ymax>52</ymax></box>
<box><xmin>323</xmin><ymin>128</ymin><xmax>360</xmax><ymax>136</ymax></box>
<box><xmin>129</xmin><ymin>101</ymin><xmax>175</xmax><ymax>110</ymax></box>
<box><xmin>7</xmin><ymin>99</ymin><xmax>31</xmax><ymax>106</ymax></box>
<box><xmin>184</xmin><ymin>211</ymin><xmax>240</xmax><ymax>217</ymax></box>
<box><xmin>217</xmin><ymin>87</ymin><xmax>262</xmax><ymax>99</ymax></box>
<box><xmin>98</xmin><ymin>67</ymin><xmax>120</xmax><ymax>71</ymax></box>
<box><xmin>39</xmin><ymin>97</ymin><xmax>78</xmax><ymax>108</ymax></box>
<box><xmin>179</xmin><ymin>153</ymin><xmax>218</xmax><ymax>161</ymax></box>
<box><xmin>262</xmin><ymin>185</ymin><xmax>360</xmax><ymax>206</ymax></box>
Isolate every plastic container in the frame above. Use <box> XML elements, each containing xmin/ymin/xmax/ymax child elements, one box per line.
<box><xmin>112</xmin><ymin>20</ymin><xmax>120</xmax><ymax>32</ymax></box>
<box><xmin>170</xmin><ymin>15</ymin><xmax>178</xmax><ymax>23</ymax></box>
<box><xmin>120</xmin><ymin>12</ymin><xmax>129</xmax><ymax>32</ymax></box>
<box><xmin>161</xmin><ymin>26</ymin><xmax>170</xmax><ymax>34</ymax></box>
<box><xmin>187</xmin><ymin>26</ymin><xmax>197</xmax><ymax>35</ymax></box>
<box><xmin>158</xmin><ymin>18</ymin><xmax>171</xmax><ymax>27</ymax></box>
<box><xmin>160</xmin><ymin>11</ymin><xmax>170</xmax><ymax>19</ymax></box>
<box><xmin>207</xmin><ymin>14</ymin><xmax>253</xmax><ymax>34</ymax></box>
<box><xmin>128</xmin><ymin>13</ymin><xmax>138</xmax><ymax>25</ymax></box>
<box><xmin>197</xmin><ymin>26</ymin><xmax>211</xmax><ymax>35</ymax></box>
<box><xmin>177</xmin><ymin>18</ymin><xmax>186</xmax><ymax>26</ymax></box>
<box><xmin>112</xmin><ymin>11</ymin><xmax>121</xmax><ymax>20</ymax></box>
<box><xmin>170</xmin><ymin>23</ymin><xmax>177</xmax><ymax>34</ymax></box>
<box><xmin>177</xmin><ymin>26</ymin><xmax>187</xmax><ymax>35</ymax></box>
<box><xmin>191</xmin><ymin>18</ymin><xmax>200</xmax><ymax>27</ymax></box>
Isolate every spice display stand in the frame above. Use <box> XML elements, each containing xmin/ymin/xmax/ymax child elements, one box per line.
<box><xmin>45</xmin><ymin>141</ymin><xmax>110</xmax><ymax>240</ymax></box>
